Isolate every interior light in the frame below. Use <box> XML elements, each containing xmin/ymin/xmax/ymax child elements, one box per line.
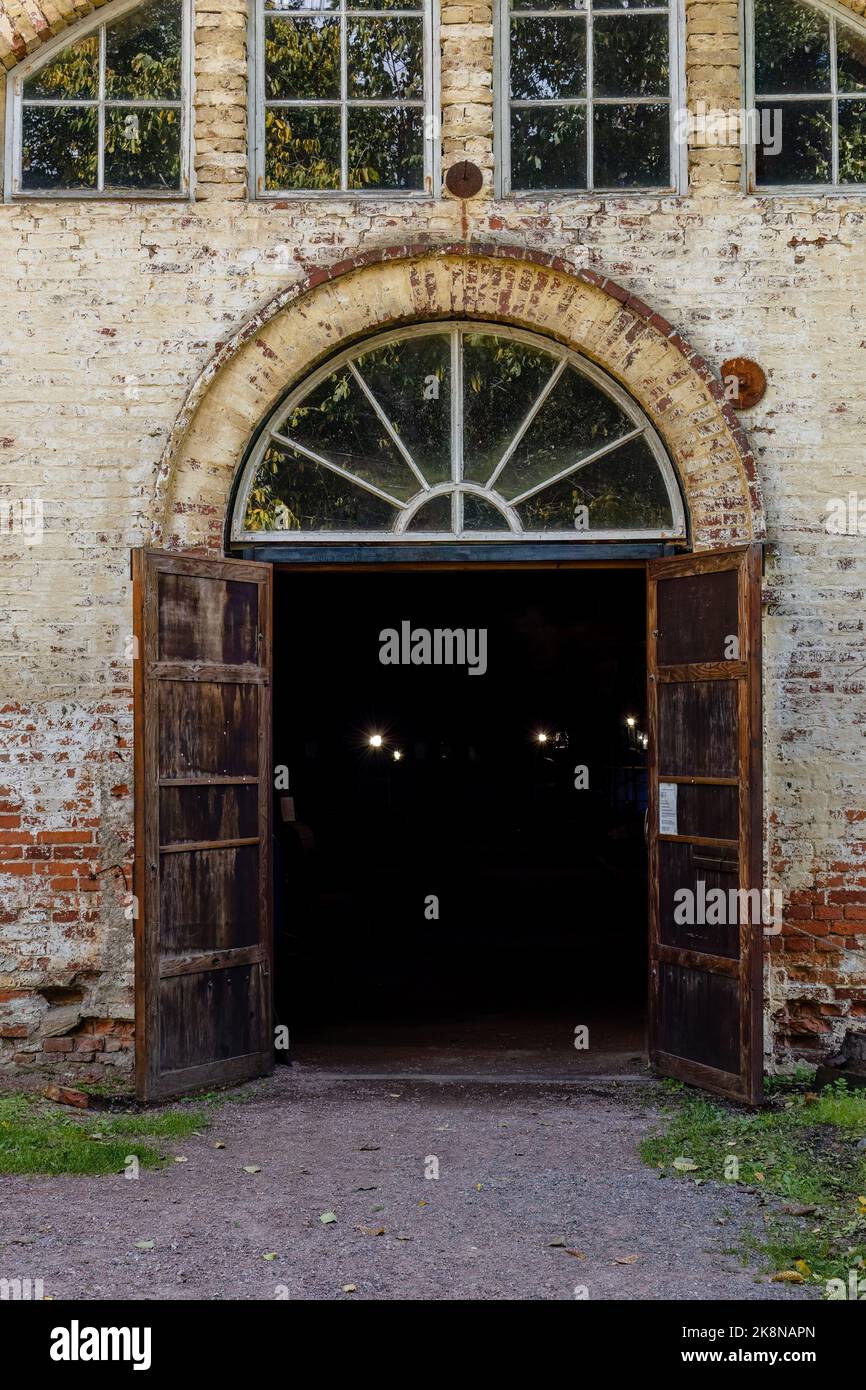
<box><xmin>369</xmin><ymin>734</ymin><xmax>383</xmax><ymax>748</ymax></box>
<box><xmin>392</xmin><ymin>749</ymin><xmax>403</xmax><ymax>761</ymax></box>
<box><xmin>625</xmin><ymin>716</ymin><xmax>636</xmax><ymax>728</ymax></box>
<box><xmin>536</xmin><ymin>732</ymin><xmax>549</xmax><ymax>744</ymax></box>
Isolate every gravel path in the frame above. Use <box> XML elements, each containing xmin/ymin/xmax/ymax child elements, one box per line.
<box><xmin>1</xmin><ymin>1073</ymin><xmax>817</xmax><ymax>1301</ymax></box>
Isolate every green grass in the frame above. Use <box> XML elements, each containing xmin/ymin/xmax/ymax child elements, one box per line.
<box><xmin>640</xmin><ymin>1082</ymin><xmax>866</xmax><ymax>1292</ymax></box>
<box><xmin>0</xmin><ymin>1094</ymin><xmax>209</xmax><ymax>1176</ymax></box>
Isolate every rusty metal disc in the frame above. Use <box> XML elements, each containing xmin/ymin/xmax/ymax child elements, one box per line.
<box><xmin>720</xmin><ymin>357</ymin><xmax>767</xmax><ymax>410</ymax></box>
<box><xmin>445</xmin><ymin>160</ymin><xmax>483</xmax><ymax>199</ymax></box>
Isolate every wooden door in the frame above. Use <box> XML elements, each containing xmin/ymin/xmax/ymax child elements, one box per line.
<box><xmin>647</xmin><ymin>546</ymin><xmax>763</xmax><ymax>1105</ymax></box>
<box><xmin>132</xmin><ymin>549</ymin><xmax>273</xmax><ymax>1101</ymax></box>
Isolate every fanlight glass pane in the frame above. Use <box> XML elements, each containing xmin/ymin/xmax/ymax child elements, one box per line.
<box><xmin>462</xmin><ymin>494</ymin><xmax>512</xmax><ymax>531</ymax></box>
<box><xmin>517</xmin><ymin>437</ymin><xmax>674</xmax><ymax>531</ymax></box>
<box><xmin>245</xmin><ymin>443</ymin><xmax>399</xmax><ymax>532</ymax></box>
<box><xmin>236</xmin><ymin>325</ymin><xmax>682</xmax><ymax>540</ymax></box>
<box><xmin>354</xmin><ymin>334</ymin><xmax>452</xmax><ymax>485</ymax></box>
<box><xmin>284</xmin><ymin>368</ymin><xmax>418</xmax><ymax>501</ymax></box>
<box><xmin>495</xmin><ymin>366</ymin><xmax>633</xmax><ymax>501</ymax></box>
<box><xmin>24</xmin><ymin>35</ymin><xmax>99</xmax><ymax>99</ymax></box>
<box><xmin>406</xmin><ymin>495</ymin><xmax>453</xmax><ymax>531</ymax></box>
<box><xmin>462</xmin><ymin>334</ymin><xmax>558</xmax><ymax>485</ymax></box>
<box><xmin>753</xmin><ymin>0</ymin><xmax>831</xmax><ymax>94</ymax></box>
<box><xmin>104</xmin><ymin>0</ymin><xmax>183</xmax><ymax>100</ymax></box>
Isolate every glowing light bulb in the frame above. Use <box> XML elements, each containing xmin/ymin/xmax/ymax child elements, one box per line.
<box><xmin>369</xmin><ymin>734</ymin><xmax>383</xmax><ymax>748</ymax></box>
<box><xmin>537</xmin><ymin>732</ymin><xmax>549</xmax><ymax>744</ymax></box>
<box><xmin>392</xmin><ymin>749</ymin><xmax>403</xmax><ymax>761</ymax></box>
<box><xmin>626</xmin><ymin>716</ymin><xmax>636</xmax><ymax>729</ymax></box>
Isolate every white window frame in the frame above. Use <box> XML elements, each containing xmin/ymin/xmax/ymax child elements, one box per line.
<box><xmin>744</xmin><ymin>0</ymin><xmax>866</xmax><ymax>194</ymax></box>
<box><xmin>249</xmin><ymin>0</ymin><xmax>440</xmax><ymax>199</ymax></box>
<box><xmin>4</xmin><ymin>0</ymin><xmax>194</xmax><ymax>202</ymax></box>
<box><xmin>493</xmin><ymin>0</ymin><xmax>686</xmax><ymax>197</ymax></box>
<box><xmin>230</xmin><ymin>321</ymin><xmax>687</xmax><ymax>544</ymax></box>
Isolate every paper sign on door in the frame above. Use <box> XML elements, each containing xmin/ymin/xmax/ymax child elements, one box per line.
<box><xmin>659</xmin><ymin>781</ymin><xmax>678</xmax><ymax>836</ymax></box>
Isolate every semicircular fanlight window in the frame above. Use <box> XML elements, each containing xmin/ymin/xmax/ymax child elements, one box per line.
<box><xmin>234</xmin><ymin>323</ymin><xmax>685</xmax><ymax>542</ymax></box>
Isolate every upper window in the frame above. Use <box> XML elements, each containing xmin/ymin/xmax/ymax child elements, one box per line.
<box><xmin>496</xmin><ymin>0</ymin><xmax>681</xmax><ymax>194</ymax></box>
<box><xmin>748</xmin><ymin>0</ymin><xmax>866</xmax><ymax>189</ymax></box>
<box><xmin>231</xmin><ymin>323</ymin><xmax>685</xmax><ymax>543</ymax></box>
<box><xmin>253</xmin><ymin>0</ymin><xmax>438</xmax><ymax>196</ymax></box>
<box><xmin>7</xmin><ymin>0</ymin><xmax>190</xmax><ymax>198</ymax></box>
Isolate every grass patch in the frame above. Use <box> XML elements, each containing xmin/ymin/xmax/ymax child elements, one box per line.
<box><xmin>0</xmin><ymin>1094</ymin><xmax>209</xmax><ymax>1176</ymax></box>
<box><xmin>640</xmin><ymin>1083</ymin><xmax>866</xmax><ymax>1293</ymax></box>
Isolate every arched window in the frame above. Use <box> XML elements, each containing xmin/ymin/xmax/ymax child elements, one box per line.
<box><xmin>495</xmin><ymin>0</ymin><xmax>683</xmax><ymax>194</ymax></box>
<box><xmin>252</xmin><ymin>0</ymin><xmax>439</xmax><ymax>196</ymax></box>
<box><xmin>747</xmin><ymin>0</ymin><xmax>866</xmax><ymax>189</ymax></box>
<box><xmin>230</xmin><ymin>323</ymin><xmax>685</xmax><ymax>542</ymax></box>
<box><xmin>6</xmin><ymin>0</ymin><xmax>191</xmax><ymax>198</ymax></box>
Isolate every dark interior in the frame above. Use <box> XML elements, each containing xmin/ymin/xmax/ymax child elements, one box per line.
<box><xmin>272</xmin><ymin>567</ymin><xmax>649</xmax><ymax>1075</ymax></box>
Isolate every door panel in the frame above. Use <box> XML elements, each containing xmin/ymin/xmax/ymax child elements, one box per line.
<box><xmin>133</xmin><ymin>549</ymin><xmax>273</xmax><ymax>1102</ymax></box>
<box><xmin>647</xmin><ymin>545</ymin><xmax>763</xmax><ymax>1105</ymax></box>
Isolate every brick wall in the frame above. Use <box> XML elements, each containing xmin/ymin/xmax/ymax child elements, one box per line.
<box><xmin>0</xmin><ymin>0</ymin><xmax>864</xmax><ymax>1082</ymax></box>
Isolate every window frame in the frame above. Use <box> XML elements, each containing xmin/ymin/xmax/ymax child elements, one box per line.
<box><xmin>3</xmin><ymin>0</ymin><xmax>194</xmax><ymax>203</ymax></box>
<box><xmin>249</xmin><ymin>0</ymin><xmax>441</xmax><ymax>200</ymax></box>
<box><xmin>493</xmin><ymin>0</ymin><xmax>687</xmax><ymax>198</ymax></box>
<box><xmin>744</xmin><ymin>0</ymin><xmax>866</xmax><ymax>194</ymax></box>
<box><xmin>230</xmin><ymin>321</ymin><xmax>687</xmax><ymax>544</ymax></box>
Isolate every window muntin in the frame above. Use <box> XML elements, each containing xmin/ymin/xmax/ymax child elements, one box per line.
<box><xmin>232</xmin><ymin>323</ymin><xmax>685</xmax><ymax>542</ymax></box>
<box><xmin>748</xmin><ymin>0</ymin><xmax>866</xmax><ymax>189</ymax></box>
<box><xmin>497</xmin><ymin>0</ymin><xmax>680</xmax><ymax>193</ymax></box>
<box><xmin>255</xmin><ymin>0</ymin><xmax>436</xmax><ymax>194</ymax></box>
<box><xmin>10</xmin><ymin>0</ymin><xmax>190</xmax><ymax>197</ymax></box>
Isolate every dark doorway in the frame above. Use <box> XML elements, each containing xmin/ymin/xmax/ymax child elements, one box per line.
<box><xmin>272</xmin><ymin>568</ymin><xmax>648</xmax><ymax>1077</ymax></box>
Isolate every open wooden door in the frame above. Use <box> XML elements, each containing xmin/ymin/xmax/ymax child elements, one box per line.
<box><xmin>647</xmin><ymin>545</ymin><xmax>763</xmax><ymax>1105</ymax></box>
<box><xmin>132</xmin><ymin>549</ymin><xmax>273</xmax><ymax>1101</ymax></box>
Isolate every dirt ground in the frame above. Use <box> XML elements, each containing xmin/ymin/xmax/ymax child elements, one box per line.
<box><xmin>0</xmin><ymin>1072</ymin><xmax>818</xmax><ymax>1301</ymax></box>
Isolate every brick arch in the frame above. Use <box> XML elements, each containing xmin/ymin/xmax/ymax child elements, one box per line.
<box><xmin>154</xmin><ymin>244</ymin><xmax>766</xmax><ymax>551</ymax></box>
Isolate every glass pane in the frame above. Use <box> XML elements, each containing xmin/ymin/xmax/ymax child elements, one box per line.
<box><xmin>592</xmin><ymin>14</ymin><xmax>669</xmax><ymax>98</ymax></box>
<box><xmin>351</xmin><ymin>0</ymin><xmax>424</xmax><ymax>9</ymax></box>
<box><xmin>593</xmin><ymin>103</ymin><xmax>670</xmax><ymax>187</ymax></box>
<box><xmin>104</xmin><ymin>107</ymin><xmax>182</xmax><ymax>189</ymax></box>
<box><xmin>593</xmin><ymin>0</ymin><xmax>665</xmax><ymax>7</ymax></box>
<box><xmin>517</xmin><ymin>437</ymin><xmax>673</xmax><ymax>531</ymax></box>
<box><xmin>754</xmin><ymin>100</ymin><xmax>831</xmax><ymax>184</ymax></box>
<box><xmin>837</xmin><ymin>24</ymin><xmax>866</xmax><ymax>94</ymax></box>
<box><xmin>348</xmin><ymin>106</ymin><xmax>424</xmax><ymax>190</ymax></box>
<box><xmin>354</xmin><ymin>333</ymin><xmax>452</xmax><ymax>485</ymax></box>
<box><xmin>265</xmin><ymin>106</ymin><xmax>341</xmax><ymax>189</ymax></box>
<box><xmin>104</xmin><ymin>0</ymin><xmax>182</xmax><ymax>101</ymax></box>
<box><xmin>753</xmin><ymin>0</ymin><xmax>830</xmax><ymax>95</ymax></box>
<box><xmin>266</xmin><ymin>0</ymin><xmax>337</xmax><ymax>9</ymax></box>
<box><xmin>462</xmin><ymin>334</ymin><xmax>559</xmax><ymax>485</ymax></box>
<box><xmin>244</xmin><ymin>442</ymin><xmax>399</xmax><ymax>532</ymax></box>
<box><xmin>512</xmin><ymin>0</ymin><xmax>585</xmax><ymax>8</ymax></box>
<box><xmin>510</xmin><ymin>106</ymin><xmax>587</xmax><ymax>190</ymax></box>
<box><xmin>509</xmin><ymin>18</ymin><xmax>587</xmax><ymax>100</ymax></box>
<box><xmin>838</xmin><ymin>99</ymin><xmax>866</xmax><ymax>183</ymax></box>
<box><xmin>20</xmin><ymin>106</ymin><xmax>98</xmax><ymax>190</ymax></box>
<box><xmin>406</xmin><ymin>494</ymin><xmax>453</xmax><ymax>531</ymax></box>
<box><xmin>286</xmin><ymin>368</ymin><xmax>419</xmax><ymax>500</ymax></box>
<box><xmin>348</xmin><ymin>18</ymin><xmax>423</xmax><ymax>100</ymax></box>
<box><xmin>495</xmin><ymin>365</ymin><xmax>633</xmax><ymax>501</ymax></box>
<box><xmin>265</xmin><ymin>16</ymin><xmax>340</xmax><ymax>99</ymax></box>
<box><xmin>24</xmin><ymin>34</ymin><xmax>99</xmax><ymax>100</ymax></box>
<box><xmin>462</xmin><ymin>493</ymin><xmax>511</xmax><ymax>532</ymax></box>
